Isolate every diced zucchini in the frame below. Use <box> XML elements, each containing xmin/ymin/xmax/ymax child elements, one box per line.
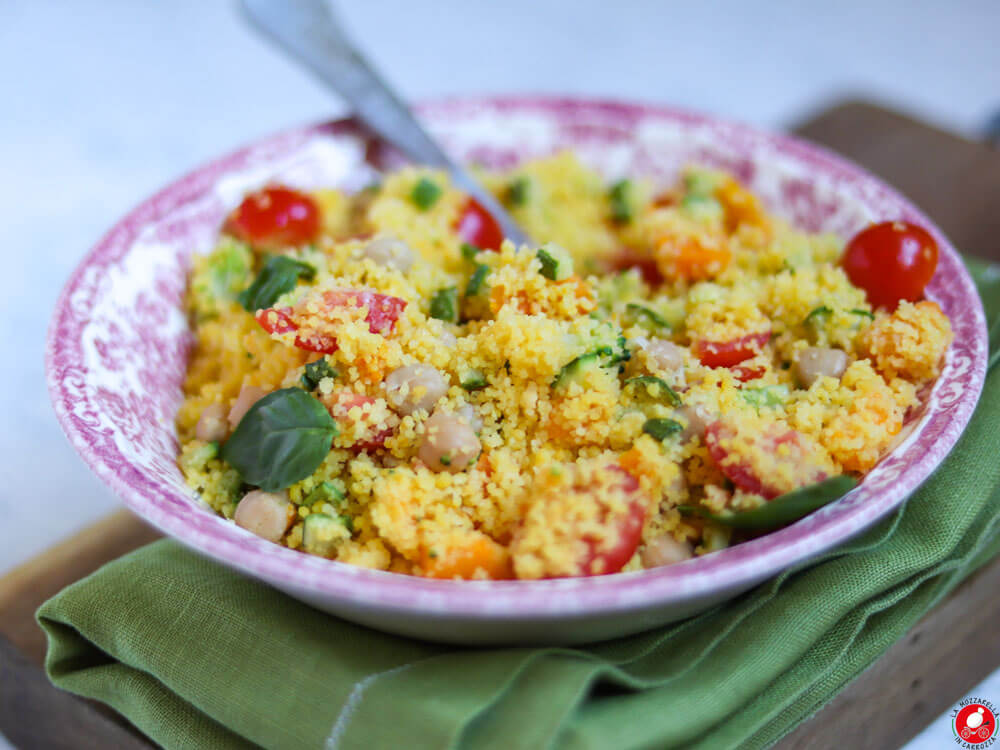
<box><xmin>851</xmin><ymin>308</ymin><xmax>875</xmax><ymax>321</ymax></box>
<box><xmin>578</xmin><ymin>320</ymin><xmax>630</xmax><ymax>367</ymax></box>
<box><xmin>460</xmin><ymin>369</ymin><xmax>488</xmax><ymax>391</ymax></box>
<box><xmin>410</xmin><ymin>178</ymin><xmax>442</xmax><ymax>210</ymax></box>
<box><xmin>552</xmin><ymin>352</ymin><xmax>603</xmax><ymax>391</ymax></box>
<box><xmin>642</xmin><ymin>418</ymin><xmax>683</xmax><ymax>441</ymax></box>
<box><xmin>608</xmin><ymin>179</ymin><xmax>635</xmax><ymax>223</ymax></box>
<box><xmin>465</xmin><ymin>264</ymin><xmax>490</xmax><ymax>296</ymax></box>
<box><xmin>506</xmin><ymin>176</ymin><xmax>531</xmax><ymax>206</ymax></box>
<box><xmin>679</xmin><ymin>193</ymin><xmax>724</xmax><ymax>222</ymax></box>
<box><xmin>537</xmin><ymin>244</ymin><xmax>574</xmax><ymax>281</ymax></box>
<box><xmin>180</xmin><ymin>440</ymin><xmax>219</xmax><ymax>473</ymax></box>
<box><xmin>741</xmin><ymin>385</ymin><xmax>789</xmax><ymax>409</ymax></box>
<box><xmin>623</xmin><ymin>303</ymin><xmax>670</xmax><ymax>332</ymax></box>
<box><xmin>301</xmin><ymin>357</ymin><xmax>337</xmax><ymax>390</ymax></box>
<box><xmin>188</xmin><ymin>238</ymin><xmax>253</xmax><ymax>320</ymax></box>
<box><xmin>430</xmin><ymin>287</ymin><xmax>459</xmax><ymax>322</ymax></box>
<box><xmin>302</xmin><ymin>480</ymin><xmax>346</xmax><ymax>507</ymax></box>
<box><xmin>461</xmin><ymin>243</ymin><xmax>481</xmax><ymax>261</ymax></box>
<box><xmin>803</xmin><ymin>305</ymin><xmax>832</xmax><ymax>326</ymax></box>
<box><xmin>302</xmin><ymin>513</ymin><xmax>349</xmax><ymax>557</ymax></box>
<box><xmin>683</xmin><ymin>169</ymin><xmax>725</xmax><ymax>197</ymax></box>
<box><xmin>625</xmin><ymin>375</ymin><xmax>682</xmax><ymax>407</ymax></box>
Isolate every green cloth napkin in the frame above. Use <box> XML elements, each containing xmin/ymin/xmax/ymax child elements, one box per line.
<box><xmin>38</xmin><ymin>259</ymin><xmax>1000</xmax><ymax>750</ymax></box>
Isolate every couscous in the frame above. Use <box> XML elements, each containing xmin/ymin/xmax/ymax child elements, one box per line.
<box><xmin>177</xmin><ymin>153</ymin><xmax>952</xmax><ymax>579</ymax></box>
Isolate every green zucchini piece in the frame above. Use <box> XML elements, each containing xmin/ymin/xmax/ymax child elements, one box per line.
<box><xmin>537</xmin><ymin>244</ymin><xmax>574</xmax><ymax>281</ymax></box>
<box><xmin>624</xmin><ymin>375</ymin><xmax>682</xmax><ymax>407</ymax></box>
<box><xmin>302</xmin><ymin>513</ymin><xmax>348</xmax><ymax>557</ymax></box>
<box><xmin>642</xmin><ymin>418</ymin><xmax>683</xmax><ymax>441</ymax></box>
<box><xmin>430</xmin><ymin>286</ymin><xmax>459</xmax><ymax>322</ymax></box>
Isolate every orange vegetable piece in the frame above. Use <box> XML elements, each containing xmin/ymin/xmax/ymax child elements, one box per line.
<box><xmin>419</xmin><ymin>533</ymin><xmax>513</xmax><ymax>580</ymax></box>
<box><xmin>655</xmin><ymin>235</ymin><xmax>731</xmax><ymax>282</ymax></box>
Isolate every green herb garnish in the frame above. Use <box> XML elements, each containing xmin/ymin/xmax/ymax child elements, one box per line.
<box><xmin>301</xmin><ymin>357</ymin><xmax>337</xmax><ymax>391</ymax></box>
<box><xmin>642</xmin><ymin>418</ymin><xmax>683</xmax><ymax>441</ymax></box>
<box><xmin>220</xmin><ymin>388</ymin><xmax>338</xmax><ymax>491</ymax></box>
<box><xmin>430</xmin><ymin>287</ymin><xmax>459</xmax><ymax>322</ymax></box>
<box><xmin>410</xmin><ymin>177</ymin><xmax>442</xmax><ymax>210</ymax></box>
<box><xmin>678</xmin><ymin>475</ymin><xmax>858</xmax><ymax>530</ymax></box>
<box><xmin>237</xmin><ymin>256</ymin><xmax>316</xmax><ymax>312</ymax></box>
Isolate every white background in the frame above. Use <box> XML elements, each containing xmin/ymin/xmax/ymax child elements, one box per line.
<box><xmin>1</xmin><ymin>1</ymin><xmax>998</xmax><ymax>748</ymax></box>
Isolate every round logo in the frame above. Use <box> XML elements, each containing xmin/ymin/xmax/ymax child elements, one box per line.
<box><xmin>952</xmin><ymin>700</ymin><xmax>997</xmax><ymax>746</ymax></box>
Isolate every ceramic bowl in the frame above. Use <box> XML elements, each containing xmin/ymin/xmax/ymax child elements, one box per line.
<box><xmin>47</xmin><ymin>97</ymin><xmax>988</xmax><ymax>644</ymax></box>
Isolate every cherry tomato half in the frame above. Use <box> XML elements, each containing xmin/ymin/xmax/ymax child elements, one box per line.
<box><xmin>694</xmin><ymin>331</ymin><xmax>771</xmax><ymax>369</ymax></box>
<box><xmin>455</xmin><ymin>197</ymin><xmax>504</xmax><ymax>251</ymax></box>
<box><xmin>610</xmin><ymin>247</ymin><xmax>664</xmax><ymax>287</ymax></box>
<box><xmin>841</xmin><ymin>221</ymin><xmax>938</xmax><ymax>310</ymax></box>
<box><xmin>226</xmin><ymin>186</ymin><xmax>321</xmax><ymax>249</ymax></box>
<box><xmin>579</xmin><ymin>467</ymin><xmax>646</xmax><ymax>576</ymax></box>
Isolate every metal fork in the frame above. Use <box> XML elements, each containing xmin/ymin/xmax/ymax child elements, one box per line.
<box><xmin>239</xmin><ymin>0</ymin><xmax>530</xmax><ymax>246</ymax></box>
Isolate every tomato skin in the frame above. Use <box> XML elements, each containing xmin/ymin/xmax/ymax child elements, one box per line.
<box><xmin>579</xmin><ymin>467</ymin><xmax>646</xmax><ymax>576</ymax></box>
<box><xmin>704</xmin><ymin>422</ymin><xmax>827</xmax><ymax>500</ymax></box>
<box><xmin>255</xmin><ymin>290</ymin><xmax>407</xmax><ymax>354</ymax></box>
<box><xmin>731</xmin><ymin>364</ymin><xmax>766</xmax><ymax>382</ymax></box>
<box><xmin>226</xmin><ymin>186</ymin><xmax>320</xmax><ymax>248</ymax></box>
<box><xmin>842</xmin><ymin>221</ymin><xmax>939</xmax><ymax>310</ymax></box>
<box><xmin>695</xmin><ymin>332</ymin><xmax>771</xmax><ymax>368</ymax></box>
<box><xmin>610</xmin><ymin>248</ymin><xmax>664</xmax><ymax>286</ymax></box>
<box><xmin>324</xmin><ymin>392</ymin><xmax>394</xmax><ymax>450</ymax></box>
<box><xmin>455</xmin><ymin>197</ymin><xmax>504</xmax><ymax>251</ymax></box>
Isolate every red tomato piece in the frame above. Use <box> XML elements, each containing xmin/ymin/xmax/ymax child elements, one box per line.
<box><xmin>841</xmin><ymin>221</ymin><xmax>939</xmax><ymax>310</ymax></box>
<box><xmin>455</xmin><ymin>197</ymin><xmax>504</xmax><ymax>251</ymax></box>
<box><xmin>226</xmin><ymin>186</ymin><xmax>320</xmax><ymax>248</ymax></box>
<box><xmin>320</xmin><ymin>290</ymin><xmax>407</xmax><ymax>335</ymax></box>
<box><xmin>704</xmin><ymin>422</ymin><xmax>827</xmax><ymax>499</ymax></box>
<box><xmin>255</xmin><ymin>290</ymin><xmax>407</xmax><ymax>354</ymax></box>
<box><xmin>325</xmin><ymin>392</ymin><xmax>394</xmax><ymax>451</ymax></box>
<box><xmin>579</xmin><ymin>467</ymin><xmax>646</xmax><ymax>576</ymax></box>
<box><xmin>610</xmin><ymin>247</ymin><xmax>664</xmax><ymax>286</ymax></box>
<box><xmin>695</xmin><ymin>331</ymin><xmax>771</xmax><ymax>368</ymax></box>
<box><xmin>731</xmin><ymin>364</ymin><xmax>766</xmax><ymax>382</ymax></box>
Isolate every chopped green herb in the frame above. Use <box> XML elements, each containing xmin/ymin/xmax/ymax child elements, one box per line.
<box><xmin>536</xmin><ymin>244</ymin><xmax>574</xmax><ymax>281</ymax></box>
<box><xmin>220</xmin><ymin>388</ymin><xmax>338</xmax><ymax>492</ymax></box>
<box><xmin>237</xmin><ymin>255</ymin><xmax>316</xmax><ymax>312</ymax></box>
<box><xmin>466</xmin><ymin>264</ymin><xmax>490</xmax><ymax>296</ymax></box>
<box><xmin>506</xmin><ymin>176</ymin><xmax>530</xmax><ymax>206</ymax></box>
<box><xmin>608</xmin><ymin>179</ymin><xmax>635</xmax><ymax>223</ymax></box>
<box><xmin>301</xmin><ymin>357</ymin><xmax>337</xmax><ymax>390</ymax></box>
<box><xmin>625</xmin><ymin>375</ymin><xmax>682</xmax><ymax>407</ymax></box>
<box><xmin>410</xmin><ymin>177</ymin><xmax>442</xmax><ymax>210</ymax></box>
<box><xmin>642</xmin><ymin>418</ymin><xmax>683</xmax><ymax>441</ymax></box>
<box><xmin>430</xmin><ymin>286</ymin><xmax>459</xmax><ymax>322</ymax></box>
<box><xmin>624</xmin><ymin>303</ymin><xmax>670</xmax><ymax>332</ymax></box>
<box><xmin>461</xmin><ymin>242</ymin><xmax>481</xmax><ymax>261</ymax></box>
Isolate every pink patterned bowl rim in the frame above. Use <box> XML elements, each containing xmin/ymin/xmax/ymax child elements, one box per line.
<box><xmin>46</xmin><ymin>96</ymin><xmax>988</xmax><ymax>618</ymax></box>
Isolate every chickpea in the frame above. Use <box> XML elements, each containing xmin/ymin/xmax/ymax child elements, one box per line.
<box><xmin>675</xmin><ymin>404</ymin><xmax>710</xmax><ymax>443</ymax></box>
<box><xmin>640</xmin><ymin>535</ymin><xmax>693</xmax><ymax>568</ymax></box>
<box><xmin>384</xmin><ymin>364</ymin><xmax>449</xmax><ymax>416</ymax></box>
<box><xmin>361</xmin><ymin>235</ymin><xmax>414</xmax><ymax>273</ymax></box>
<box><xmin>795</xmin><ymin>347</ymin><xmax>848</xmax><ymax>388</ymax></box>
<box><xmin>640</xmin><ymin>338</ymin><xmax>685</xmax><ymax>372</ymax></box>
<box><xmin>234</xmin><ymin>490</ymin><xmax>291</xmax><ymax>543</ymax></box>
<box><xmin>195</xmin><ymin>402</ymin><xmax>228</xmax><ymax>442</ymax></box>
<box><xmin>228</xmin><ymin>385</ymin><xmax>270</xmax><ymax>430</ymax></box>
<box><xmin>418</xmin><ymin>411</ymin><xmax>481</xmax><ymax>473</ymax></box>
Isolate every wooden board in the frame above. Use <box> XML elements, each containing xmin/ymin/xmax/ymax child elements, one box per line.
<box><xmin>3</xmin><ymin>99</ymin><xmax>999</xmax><ymax>749</ymax></box>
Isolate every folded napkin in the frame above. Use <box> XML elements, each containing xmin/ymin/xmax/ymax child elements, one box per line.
<box><xmin>38</xmin><ymin>259</ymin><xmax>1000</xmax><ymax>750</ymax></box>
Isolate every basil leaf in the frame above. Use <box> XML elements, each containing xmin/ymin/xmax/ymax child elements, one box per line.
<box><xmin>679</xmin><ymin>475</ymin><xmax>858</xmax><ymax>530</ymax></box>
<box><xmin>237</xmin><ymin>256</ymin><xmax>316</xmax><ymax>312</ymax></box>
<box><xmin>642</xmin><ymin>418</ymin><xmax>683</xmax><ymax>441</ymax></box>
<box><xmin>625</xmin><ymin>375</ymin><xmax>682</xmax><ymax>407</ymax></box>
<box><xmin>220</xmin><ymin>388</ymin><xmax>337</xmax><ymax>491</ymax></box>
